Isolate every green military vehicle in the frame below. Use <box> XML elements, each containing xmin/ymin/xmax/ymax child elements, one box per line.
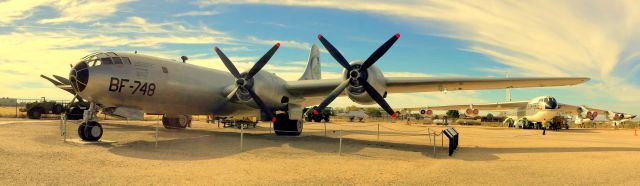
<box><xmin>20</xmin><ymin>97</ymin><xmax>88</xmax><ymax>120</ymax></box>
<box><xmin>303</xmin><ymin>106</ymin><xmax>333</xmax><ymax>122</ymax></box>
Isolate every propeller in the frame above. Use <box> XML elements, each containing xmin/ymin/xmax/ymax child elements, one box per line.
<box><xmin>313</xmin><ymin>33</ymin><xmax>400</xmax><ymax>118</ymax></box>
<box><xmin>214</xmin><ymin>43</ymin><xmax>280</xmax><ymax>122</ymax></box>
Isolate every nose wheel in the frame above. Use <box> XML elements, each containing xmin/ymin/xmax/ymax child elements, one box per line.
<box><xmin>78</xmin><ymin>121</ymin><xmax>103</xmax><ymax>141</ymax></box>
<box><xmin>76</xmin><ymin>102</ymin><xmax>103</xmax><ymax>141</ymax></box>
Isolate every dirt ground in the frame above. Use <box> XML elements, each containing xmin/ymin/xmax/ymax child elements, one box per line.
<box><xmin>1</xmin><ymin>118</ymin><xmax>639</xmax><ymax>185</ymax></box>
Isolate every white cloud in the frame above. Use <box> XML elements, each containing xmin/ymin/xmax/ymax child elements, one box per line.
<box><xmin>174</xmin><ymin>10</ymin><xmax>219</xmax><ymax>17</ymax></box>
<box><xmin>0</xmin><ymin>0</ymin><xmax>53</xmax><ymax>24</ymax></box>
<box><xmin>38</xmin><ymin>0</ymin><xmax>135</xmax><ymax>24</ymax></box>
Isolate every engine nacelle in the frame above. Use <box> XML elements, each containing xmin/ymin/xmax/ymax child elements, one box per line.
<box><xmin>465</xmin><ymin>108</ymin><xmax>480</xmax><ymax>117</ymax></box>
<box><xmin>577</xmin><ymin>106</ymin><xmax>597</xmax><ymax>120</ymax></box>
<box><xmin>612</xmin><ymin>112</ymin><xmax>625</xmax><ymax>120</ymax></box>
<box><xmin>344</xmin><ymin>62</ymin><xmax>386</xmax><ymax>105</ymax></box>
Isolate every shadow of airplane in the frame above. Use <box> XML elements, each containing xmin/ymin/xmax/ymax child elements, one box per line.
<box><xmin>75</xmin><ymin>122</ymin><xmax>640</xmax><ymax>161</ymax></box>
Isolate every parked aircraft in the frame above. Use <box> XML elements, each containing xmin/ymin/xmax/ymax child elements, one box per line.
<box><xmin>419</xmin><ymin>96</ymin><xmax>636</xmax><ymax>130</ymax></box>
<box><xmin>45</xmin><ymin>33</ymin><xmax>589</xmax><ymax>141</ymax></box>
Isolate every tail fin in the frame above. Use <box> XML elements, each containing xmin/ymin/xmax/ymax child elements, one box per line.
<box><xmin>299</xmin><ymin>44</ymin><xmax>321</xmax><ymax>80</ymax></box>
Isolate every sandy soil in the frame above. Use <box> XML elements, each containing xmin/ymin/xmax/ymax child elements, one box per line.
<box><xmin>1</xmin><ymin>118</ymin><xmax>639</xmax><ymax>185</ymax></box>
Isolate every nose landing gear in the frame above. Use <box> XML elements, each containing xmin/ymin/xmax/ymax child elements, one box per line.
<box><xmin>77</xmin><ymin>102</ymin><xmax>103</xmax><ymax>141</ymax></box>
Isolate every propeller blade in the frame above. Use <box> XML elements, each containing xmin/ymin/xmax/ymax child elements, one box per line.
<box><xmin>52</xmin><ymin>75</ymin><xmax>71</xmax><ymax>85</ymax></box>
<box><xmin>361</xmin><ymin>33</ymin><xmax>400</xmax><ymax>70</ymax></box>
<box><xmin>225</xmin><ymin>86</ymin><xmax>240</xmax><ymax>101</ymax></box>
<box><xmin>214</xmin><ymin>47</ymin><xmax>242</xmax><ymax>78</ymax></box>
<box><xmin>40</xmin><ymin>75</ymin><xmax>63</xmax><ymax>86</ymax></box>
<box><xmin>246</xmin><ymin>43</ymin><xmax>280</xmax><ymax>79</ymax></box>
<box><xmin>358</xmin><ymin>77</ymin><xmax>396</xmax><ymax>118</ymax></box>
<box><xmin>317</xmin><ymin>34</ymin><xmax>353</xmax><ymax>71</ymax></box>
<box><xmin>244</xmin><ymin>86</ymin><xmax>275</xmax><ymax>121</ymax></box>
<box><xmin>314</xmin><ymin>79</ymin><xmax>351</xmax><ymax>115</ymax></box>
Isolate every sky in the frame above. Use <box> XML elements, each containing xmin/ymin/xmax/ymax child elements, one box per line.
<box><xmin>0</xmin><ymin>0</ymin><xmax>638</xmax><ymax>116</ymax></box>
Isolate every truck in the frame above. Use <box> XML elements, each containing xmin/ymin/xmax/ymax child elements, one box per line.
<box><xmin>20</xmin><ymin>97</ymin><xmax>88</xmax><ymax>120</ymax></box>
<box><xmin>303</xmin><ymin>106</ymin><xmax>333</xmax><ymax>122</ymax></box>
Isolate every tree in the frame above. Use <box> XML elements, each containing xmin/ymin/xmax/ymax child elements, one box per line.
<box><xmin>446</xmin><ymin>110</ymin><xmax>460</xmax><ymax>119</ymax></box>
<box><xmin>364</xmin><ymin>107</ymin><xmax>382</xmax><ymax>117</ymax></box>
<box><xmin>486</xmin><ymin>113</ymin><xmax>494</xmax><ymax>120</ymax></box>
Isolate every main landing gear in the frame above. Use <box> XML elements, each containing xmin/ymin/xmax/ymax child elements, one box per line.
<box><xmin>273</xmin><ymin>113</ymin><xmax>303</xmax><ymax>136</ymax></box>
<box><xmin>77</xmin><ymin>102</ymin><xmax>103</xmax><ymax>141</ymax></box>
<box><xmin>162</xmin><ymin>115</ymin><xmax>192</xmax><ymax>129</ymax></box>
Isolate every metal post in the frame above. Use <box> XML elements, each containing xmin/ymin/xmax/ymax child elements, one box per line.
<box><xmin>433</xmin><ymin>133</ymin><xmax>436</xmax><ymax>158</ymax></box>
<box><xmin>324</xmin><ymin>121</ymin><xmax>327</xmax><ymax>136</ymax></box>
<box><xmin>155</xmin><ymin>121</ymin><xmax>159</xmax><ymax>149</ymax></box>
<box><xmin>64</xmin><ymin>115</ymin><xmax>67</xmax><ymax>142</ymax></box>
<box><xmin>339</xmin><ymin>129</ymin><xmax>343</xmax><ymax>156</ymax></box>
<box><xmin>240</xmin><ymin>122</ymin><xmax>244</xmax><ymax>152</ymax></box>
<box><xmin>441</xmin><ymin>132</ymin><xmax>444</xmax><ymax>147</ymax></box>
<box><xmin>428</xmin><ymin>128</ymin><xmax>431</xmax><ymax>143</ymax></box>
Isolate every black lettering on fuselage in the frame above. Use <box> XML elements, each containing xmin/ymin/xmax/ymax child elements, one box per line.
<box><xmin>109</xmin><ymin>77</ymin><xmax>119</xmax><ymax>91</ymax></box>
<box><xmin>109</xmin><ymin>76</ymin><xmax>156</xmax><ymax>96</ymax></box>
<box><xmin>119</xmin><ymin>79</ymin><xmax>129</xmax><ymax>93</ymax></box>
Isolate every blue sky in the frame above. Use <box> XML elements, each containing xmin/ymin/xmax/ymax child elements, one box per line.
<box><xmin>0</xmin><ymin>0</ymin><xmax>638</xmax><ymax>115</ymax></box>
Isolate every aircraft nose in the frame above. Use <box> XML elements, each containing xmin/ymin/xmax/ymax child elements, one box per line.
<box><xmin>69</xmin><ymin>61</ymin><xmax>89</xmax><ymax>92</ymax></box>
<box><xmin>545</xmin><ymin>99</ymin><xmax>558</xmax><ymax>109</ymax></box>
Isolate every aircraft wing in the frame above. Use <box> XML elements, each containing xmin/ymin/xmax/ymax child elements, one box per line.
<box><xmin>425</xmin><ymin>101</ymin><xmax>529</xmax><ymax>111</ymax></box>
<box><xmin>285</xmin><ymin>77</ymin><xmax>589</xmax><ymax>98</ymax></box>
<box><xmin>556</xmin><ymin>103</ymin><xmax>584</xmax><ymax>115</ymax></box>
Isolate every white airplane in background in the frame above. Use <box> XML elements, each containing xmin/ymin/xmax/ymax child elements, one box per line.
<box><xmin>573</xmin><ymin>106</ymin><xmax>637</xmax><ymax>128</ymax></box>
<box><xmin>42</xmin><ymin>33</ymin><xmax>590</xmax><ymax>141</ymax></box>
<box><xmin>417</xmin><ymin>95</ymin><xmax>636</xmax><ymax>130</ymax></box>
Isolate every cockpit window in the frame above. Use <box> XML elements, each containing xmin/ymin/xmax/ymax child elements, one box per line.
<box><xmin>101</xmin><ymin>58</ymin><xmax>113</xmax><ymax>65</ymax></box>
<box><xmin>91</xmin><ymin>59</ymin><xmax>100</xmax><ymax>66</ymax></box>
<box><xmin>122</xmin><ymin>57</ymin><xmax>131</xmax><ymax>64</ymax></box>
<box><xmin>113</xmin><ymin>57</ymin><xmax>123</xmax><ymax>64</ymax></box>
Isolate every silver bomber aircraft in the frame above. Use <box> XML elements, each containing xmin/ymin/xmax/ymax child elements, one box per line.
<box><xmin>46</xmin><ymin>33</ymin><xmax>590</xmax><ymax>141</ymax></box>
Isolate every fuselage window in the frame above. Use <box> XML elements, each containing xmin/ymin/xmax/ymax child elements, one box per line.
<box><xmin>101</xmin><ymin>58</ymin><xmax>113</xmax><ymax>65</ymax></box>
<box><xmin>113</xmin><ymin>57</ymin><xmax>123</xmax><ymax>64</ymax></box>
<box><xmin>162</xmin><ymin>66</ymin><xmax>168</xmax><ymax>73</ymax></box>
<box><xmin>122</xmin><ymin>57</ymin><xmax>131</xmax><ymax>64</ymax></box>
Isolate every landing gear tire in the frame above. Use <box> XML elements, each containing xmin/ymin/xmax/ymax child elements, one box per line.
<box><xmin>79</xmin><ymin>121</ymin><xmax>103</xmax><ymax>141</ymax></box>
<box><xmin>77</xmin><ymin>124</ymin><xmax>88</xmax><ymax>141</ymax></box>
<box><xmin>274</xmin><ymin>113</ymin><xmax>303</xmax><ymax>136</ymax></box>
<box><xmin>313</xmin><ymin>117</ymin><xmax>322</xmax><ymax>122</ymax></box>
<box><xmin>162</xmin><ymin>115</ymin><xmax>191</xmax><ymax>129</ymax></box>
<box><xmin>323</xmin><ymin>117</ymin><xmax>330</xmax><ymax>122</ymax></box>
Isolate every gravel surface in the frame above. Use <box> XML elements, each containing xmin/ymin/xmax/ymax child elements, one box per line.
<box><xmin>1</xmin><ymin>118</ymin><xmax>639</xmax><ymax>185</ymax></box>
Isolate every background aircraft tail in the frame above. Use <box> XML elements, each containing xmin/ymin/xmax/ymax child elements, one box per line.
<box><xmin>299</xmin><ymin>44</ymin><xmax>321</xmax><ymax>80</ymax></box>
